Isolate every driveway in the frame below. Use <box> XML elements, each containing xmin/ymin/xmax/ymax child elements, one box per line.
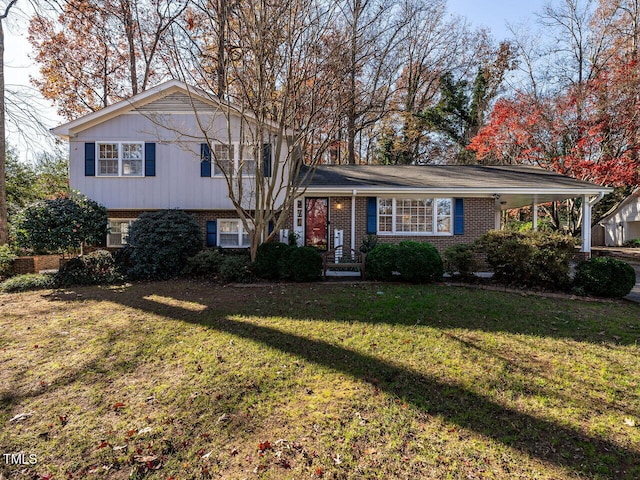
<box><xmin>624</xmin><ymin>261</ymin><xmax>640</xmax><ymax>303</ymax></box>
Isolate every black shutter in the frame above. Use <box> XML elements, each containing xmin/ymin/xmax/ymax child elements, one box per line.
<box><xmin>200</xmin><ymin>143</ymin><xmax>211</xmax><ymax>177</ymax></box>
<box><xmin>206</xmin><ymin>220</ymin><xmax>217</xmax><ymax>246</ymax></box>
<box><xmin>85</xmin><ymin>143</ymin><xmax>96</xmax><ymax>176</ymax></box>
<box><xmin>145</xmin><ymin>143</ymin><xmax>156</xmax><ymax>176</ymax></box>
<box><xmin>366</xmin><ymin>197</ymin><xmax>377</xmax><ymax>234</ymax></box>
<box><xmin>263</xmin><ymin>143</ymin><xmax>272</xmax><ymax>177</ymax></box>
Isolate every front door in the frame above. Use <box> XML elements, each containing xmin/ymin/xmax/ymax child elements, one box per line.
<box><xmin>305</xmin><ymin>197</ymin><xmax>328</xmax><ymax>250</ymax></box>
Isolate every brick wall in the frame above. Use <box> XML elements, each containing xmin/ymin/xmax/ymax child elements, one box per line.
<box><xmin>12</xmin><ymin>255</ymin><xmax>61</xmax><ymax>274</ymax></box>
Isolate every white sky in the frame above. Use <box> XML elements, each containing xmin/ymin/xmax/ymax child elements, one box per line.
<box><xmin>3</xmin><ymin>0</ymin><xmax>550</xmax><ymax>161</ymax></box>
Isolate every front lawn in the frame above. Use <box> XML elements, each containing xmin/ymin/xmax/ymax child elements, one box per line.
<box><xmin>1</xmin><ymin>281</ymin><xmax>639</xmax><ymax>479</ymax></box>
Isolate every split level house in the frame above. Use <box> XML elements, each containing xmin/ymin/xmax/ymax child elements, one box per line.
<box><xmin>592</xmin><ymin>188</ymin><xmax>640</xmax><ymax>246</ymax></box>
<box><xmin>52</xmin><ymin>80</ymin><xmax>612</xmax><ymax>256</ymax></box>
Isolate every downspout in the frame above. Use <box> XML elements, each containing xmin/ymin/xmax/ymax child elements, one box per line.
<box><xmin>589</xmin><ymin>191</ymin><xmax>605</xmax><ymax>207</ymax></box>
<box><xmin>351</xmin><ymin>189</ymin><xmax>357</xmax><ymax>251</ymax></box>
<box><xmin>581</xmin><ymin>191</ymin><xmax>606</xmax><ymax>255</ymax></box>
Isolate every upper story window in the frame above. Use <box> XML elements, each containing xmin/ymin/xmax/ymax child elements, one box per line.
<box><xmin>378</xmin><ymin>198</ymin><xmax>452</xmax><ymax>235</ymax></box>
<box><xmin>97</xmin><ymin>142</ymin><xmax>144</xmax><ymax>177</ymax></box>
<box><xmin>213</xmin><ymin>144</ymin><xmax>234</xmax><ymax>176</ymax></box>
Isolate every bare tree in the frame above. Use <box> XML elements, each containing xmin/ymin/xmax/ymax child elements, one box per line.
<box><xmin>168</xmin><ymin>0</ymin><xmax>341</xmax><ymax>260</ymax></box>
<box><xmin>0</xmin><ymin>0</ymin><xmax>19</xmax><ymax>245</ymax></box>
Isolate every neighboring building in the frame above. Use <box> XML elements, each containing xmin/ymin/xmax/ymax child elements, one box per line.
<box><xmin>52</xmin><ymin>80</ymin><xmax>612</xmax><ymax>255</ymax></box>
<box><xmin>592</xmin><ymin>188</ymin><xmax>640</xmax><ymax>246</ymax></box>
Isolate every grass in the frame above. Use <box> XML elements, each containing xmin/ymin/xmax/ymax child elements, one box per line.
<box><xmin>0</xmin><ymin>280</ymin><xmax>639</xmax><ymax>479</ymax></box>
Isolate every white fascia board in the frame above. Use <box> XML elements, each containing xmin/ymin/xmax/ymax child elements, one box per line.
<box><xmin>303</xmin><ymin>186</ymin><xmax>613</xmax><ymax>196</ymax></box>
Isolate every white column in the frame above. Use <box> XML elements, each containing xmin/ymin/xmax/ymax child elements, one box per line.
<box><xmin>351</xmin><ymin>190</ymin><xmax>357</xmax><ymax>251</ymax></box>
<box><xmin>532</xmin><ymin>203</ymin><xmax>538</xmax><ymax>231</ymax></box>
<box><xmin>581</xmin><ymin>194</ymin><xmax>592</xmax><ymax>254</ymax></box>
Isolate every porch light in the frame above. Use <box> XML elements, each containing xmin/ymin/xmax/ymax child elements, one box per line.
<box><xmin>335</xmin><ymin>201</ymin><xmax>343</xmax><ymax>210</ymax></box>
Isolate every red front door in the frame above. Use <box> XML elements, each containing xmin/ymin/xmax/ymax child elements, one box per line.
<box><xmin>305</xmin><ymin>198</ymin><xmax>328</xmax><ymax>250</ymax></box>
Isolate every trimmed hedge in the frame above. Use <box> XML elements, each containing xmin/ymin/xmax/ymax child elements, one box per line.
<box><xmin>0</xmin><ymin>245</ymin><xmax>16</xmax><ymax>278</ymax></box>
<box><xmin>183</xmin><ymin>250</ymin><xmax>222</xmax><ymax>277</ymax></box>
<box><xmin>126</xmin><ymin>210</ymin><xmax>203</xmax><ymax>280</ymax></box>
<box><xmin>0</xmin><ymin>273</ymin><xmax>56</xmax><ymax>293</ymax></box>
<box><xmin>254</xmin><ymin>242</ymin><xmax>289</xmax><ymax>279</ymax></box>
<box><xmin>573</xmin><ymin>257</ymin><xmax>636</xmax><ymax>298</ymax></box>
<box><xmin>444</xmin><ymin>243</ymin><xmax>479</xmax><ymax>278</ymax></box>
<box><xmin>279</xmin><ymin>246</ymin><xmax>322</xmax><ymax>282</ymax></box>
<box><xmin>218</xmin><ymin>255</ymin><xmax>254</xmax><ymax>283</ymax></box>
<box><xmin>55</xmin><ymin>250</ymin><xmax>123</xmax><ymax>286</ymax></box>
<box><xmin>396</xmin><ymin>241</ymin><xmax>443</xmax><ymax>283</ymax></box>
<box><xmin>477</xmin><ymin>230</ymin><xmax>576</xmax><ymax>289</ymax></box>
<box><xmin>366</xmin><ymin>241</ymin><xmax>443</xmax><ymax>283</ymax></box>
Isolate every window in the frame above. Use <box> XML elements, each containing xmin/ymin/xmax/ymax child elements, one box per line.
<box><xmin>218</xmin><ymin>219</ymin><xmax>250</xmax><ymax>248</ymax></box>
<box><xmin>377</xmin><ymin>198</ymin><xmax>452</xmax><ymax>235</ymax></box>
<box><xmin>239</xmin><ymin>144</ymin><xmax>256</xmax><ymax>176</ymax></box>
<box><xmin>213</xmin><ymin>144</ymin><xmax>233</xmax><ymax>176</ymax></box>
<box><xmin>97</xmin><ymin>142</ymin><xmax>144</xmax><ymax>177</ymax></box>
<box><xmin>108</xmin><ymin>219</ymin><xmax>136</xmax><ymax>247</ymax></box>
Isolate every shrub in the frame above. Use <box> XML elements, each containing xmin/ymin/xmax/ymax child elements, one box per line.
<box><xmin>126</xmin><ymin>210</ymin><xmax>203</xmax><ymax>280</ymax></box>
<box><xmin>279</xmin><ymin>246</ymin><xmax>322</xmax><ymax>282</ymax></box>
<box><xmin>359</xmin><ymin>234</ymin><xmax>378</xmax><ymax>254</ymax></box>
<box><xmin>396</xmin><ymin>241</ymin><xmax>443</xmax><ymax>283</ymax></box>
<box><xmin>113</xmin><ymin>245</ymin><xmax>135</xmax><ymax>276</ymax></box>
<box><xmin>15</xmin><ymin>194</ymin><xmax>108</xmax><ymax>254</ymax></box>
<box><xmin>218</xmin><ymin>255</ymin><xmax>254</xmax><ymax>283</ymax></box>
<box><xmin>55</xmin><ymin>250</ymin><xmax>123</xmax><ymax>286</ymax></box>
<box><xmin>477</xmin><ymin>230</ymin><xmax>576</xmax><ymax>290</ymax></box>
<box><xmin>623</xmin><ymin>238</ymin><xmax>640</xmax><ymax>248</ymax></box>
<box><xmin>444</xmin><ymin>243</ymin><xmax>479</xmax><ymax>278</ymax></box>
<box><xmin>0</xmin><ymin>273</ymin><xmax>56</xmax><ymax>293</ymax></box>
<box><xmin>0</xmin><ymin>245</ymin><xmax>16</xmax><ymax>278</ymax></box>
<box><xmin>366</xmin><ymin>243</ymin><xmax>398</xmax><ymax>281</ymax></box>
<box><xmin>254</xmin><ymin>242</ymin><xmax>289</xmax><ymax>279</ymax></box>
<box><xmin>573</xmin><ymin>257</ymin><xmax>636</xmax><ymax>298</ymax></box>
<box><xmin>183</xmin><ymin>249</ymin><xmax>222</xmax><ymax>277</ymax></box>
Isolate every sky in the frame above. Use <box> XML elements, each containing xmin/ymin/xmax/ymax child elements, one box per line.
<box><xmin>4</xmin><ymin>0</ymin><xmax>550</xmax><ymax>161</ymax></box>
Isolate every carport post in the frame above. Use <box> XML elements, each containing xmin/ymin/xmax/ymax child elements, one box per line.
<box><xmin>581</xmin><ymin>194</ymin><xmax>592</xmax><ymax>255</ymax></box>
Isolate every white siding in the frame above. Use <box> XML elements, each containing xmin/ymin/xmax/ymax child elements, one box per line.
<box><xmin>69</xmin><ymin>103</ymin><xmax>289</xmax><ymax>211</ymax></box>
<box><xmin>602</xmin><ymin>196</ymin><xmax>640</xmax><ymax>246</ymax></box>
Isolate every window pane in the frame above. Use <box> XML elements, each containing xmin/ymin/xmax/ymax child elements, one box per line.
<box><xmin>99</xmin><ymin>159</ymin><xmax>119</xmax><ymax>175</ymax></box>
<box><xmin>395</xmin><ymin>198</ymin><xmax>432</xmax><ymax>233</ymax></box>
<box><xmin>214</xmin><ymin>144</ymin><xmax>233</xmax><ymax>176</ymax></box>
<box><xmin>436</xmin><ymin>199</ymin><xmax>452</xmax><ymax>233</ymax></box>
<box><xmin>239</xmin><ymin>145</ymin><xmax>256</xmax><ymax>176</ymax></box>
<box><xmin>122</xmin><ymin>159</ymin><xmax>143</xmax><ymax>176</ymax></box>
<box><xmin>99</xmin><ymin>144</ymin><xmax>118</xmax><ymax>159</ymax></box>
<box><xmin>378</xmin><ymin>198</ymin><xmax>393</xmax><ymax>232</ymax></box>
<box><xmin>122</xmin><ymin>143</ymin><xmax>143</xmax><ymax>160</ymax></box>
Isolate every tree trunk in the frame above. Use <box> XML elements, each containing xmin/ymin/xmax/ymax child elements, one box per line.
<box><xmin>0</xmin><ymin>19</ymin><xmax>8</xmax><ymax>245</ymax></box>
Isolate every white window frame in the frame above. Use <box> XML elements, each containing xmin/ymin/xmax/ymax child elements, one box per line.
<box><xmin>107</xmin><ymin>218</ymin><xmax>136</xmax><ymax>247</ymax></box>
<box><xmin>217</xmin><ymin>219</ymin><xmax>250</xmax><ymax>248</ymax></box>
<box><xmin>377</xmin><ymin>197</ymin><xmax>453</xmax><ymax>236</ymax></box>
<box><xmin>210</xmin><ymin>142</ymin><xmax>258</xmax><ymax>178</ymax></box>
<box><xmin>96</xmin><ymin>142</ymin><xmax>144</xmax><ymax>177</ymax></box>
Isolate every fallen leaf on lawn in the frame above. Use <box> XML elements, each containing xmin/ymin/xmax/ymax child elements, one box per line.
<box><xmin>138</xmin><ymin>427</ymin><xmax>153</xmax><ymax>436</ymax></box>
<box><xmin>126</xmin><ymin>429</ymin><xmax>137</xmax><ymax>437</ymax></box>
<box><xmin>624</xmin><ymin>417</ymin><xmax>637</xmax><ymax>427</ymax></box>
<box><xmin>97</xmin><ymin>440</ymin><xmax>109</xmax><ymax>449</ymax></box>
<box><xmin>315</xmin><ymin>467</ymin><xmax>324</xmax><ymax>477</ymax></box>
<box><xmin>201</xmin><ymin>450</ymin><xmax>213</xmax><ymax>459</ymax></box>
<box><xmin>113</xmin><ymin>402</ymin><xmax>126</xmax><ymax>412</ymax></box>
<box><xmin>217</xmin><ymin>413</ymin><xmax>230</xmax><ymax>423</ymax></box>
<box><xmin>133</xmin><ymin>455</ymin><xmax>158</xmax><ymax>463</ymax></box>
<box><xmin>258</xmin><ymin>441</ymin><xmax>272</xmax><ymax>452</ymax></box>
<box><xmin>113</xmin><ymin>445</ymin><xmax>128</xmax><ymax>452</ymax></box>
<box><xmin>59</xmin><ymin>415</ymin><xmax>68</xmax><ymax>426</ymax></box>
<box><xmin>333</xmin><ymin>454</ymin><xmax>342</xmax><ymax>465</ymax></box>
<box><xmin>9</xmin><ymin>412</ymin><xmax>34</xmax><ymax>423</ymax></box>
<box><xmin>230</xmin><ymin>447</ymin><xmax>238</xmax><ymax>456</ymax></box>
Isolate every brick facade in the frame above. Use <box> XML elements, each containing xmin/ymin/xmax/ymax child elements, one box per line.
<box><xmin>285</xmin><ymin>196</ymin><xmax>496</xmax><ymax>253</ymax></box>
<box><xmin>12</xmin><ymin>255</ymin><xmax>62</xmax><ymax>274</ymax></box>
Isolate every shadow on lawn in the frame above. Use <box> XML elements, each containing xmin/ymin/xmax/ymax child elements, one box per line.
<box><xmin>45</xmin><ymin>283</ymin><xmax>640</xmax><ymax>480</ymax></box>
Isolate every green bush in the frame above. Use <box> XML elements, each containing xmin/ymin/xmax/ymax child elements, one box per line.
<box><xmin>477</xmin><ymin>230</ymin><xmax>576</xmax><ymax>290</ymax></box>
<box><xmin>15</xmin><ymin>194</ymin><xmax>107</xmax><ymax>254</ymax></box>
<box><xmin>573</xmin><ymin>257</ymin><xmax>636</xmax><ymax>298</ymax></box>
<box><xmin>0</xmin><ymin>245</ymin><xmax>16</xmax><ymax>278</ymax></box>
<box><xmin>279</xmin><ymin>246</ymin><xmax>322</xmax><ymax>282</ymax></box>
<box><xmin>444</xmin><ymin>243</ymin><xmax>479</xmax><ymax>278</ymax></box>
<box><xmin>359</xmin><ymin>234</ymin><xmax>378</xmax><ymax>254</ymax></box>
<box><xmin>0</xmin><ymin>273</ymin><xmax>56</xmax><ymax>293</ymax></box>
<box><xmin>396</xmin><ymin>241</ymin><xmax>443</xmax><ymax>283</ymax></box>
<box><xmin>623</xmin><ymin>238</ymin><xmax>640</xmax><ymax>248</ymax></box>
<box><xmin>183</xmin><ymin>249</ymin><xmax>222</xmax><ymax>277</ymax></box>
<box><xmin>254</xmin><ymin>242</ymin><xmax>289</xmax><ymax>279</ymax></box>
<box><xmin>55</xmin><ymin>250</ymin><xmax>123</xmax><ymax>286</ymax></box>
<box><xmin>218</xmin><ymin>255</ymin><xmax>254</xmax><ymax>283</ymax></box>
<box><xmin>366</xmin><ymin>243</ymin><xmax>398</xmax><ymax>281</ymax></box>
<box><xmin>126</xmin><ymin>210</ymin><xmax>203</xmax><ymax>280</ymax></box>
